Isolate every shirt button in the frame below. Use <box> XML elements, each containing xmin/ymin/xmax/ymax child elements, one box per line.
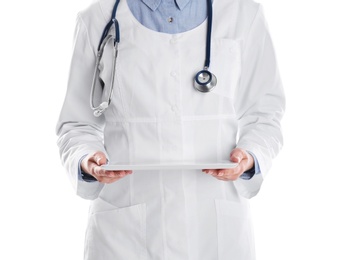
<box><xmin>168</xmin><ymin>17</ymin><xmax>174</xmax><ymax>23</ymax></box>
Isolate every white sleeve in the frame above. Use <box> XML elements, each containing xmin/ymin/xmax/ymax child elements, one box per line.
<box><xmin>234</xmin><ymin>5</ymin><xmax>286</xmax><ymax>199</ymax></box>
<box><xmin>56</xmin><ymin>14</ymin><xmax>106</xmax><ymax>200</ymax></box>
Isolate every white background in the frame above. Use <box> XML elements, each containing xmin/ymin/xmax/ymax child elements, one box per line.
<box><xmin>0</xmin><ymin>0</ymin><xmax>341</xmax><ymax>259</ymax></box>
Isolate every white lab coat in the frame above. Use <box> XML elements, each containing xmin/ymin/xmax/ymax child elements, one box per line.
<box><xmin>56</xmin><ymin>0</ymin><xmax>285</xmax><ymax>259</ymax></box>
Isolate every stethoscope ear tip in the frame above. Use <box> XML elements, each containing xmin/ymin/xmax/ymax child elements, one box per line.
<box><xmin>94</xmin><ymin>110</ymin><xmax>102</xmax><ymax>117</ymax></box>
<box><xmin>93</xmin><ymin>102</ymin><xmax>109</xmax><ymax>117</ymax></box>
<box><xmin>91</xmin><ymin>0</ymin><xmax>216</xmax><ymax>117</ymax></box>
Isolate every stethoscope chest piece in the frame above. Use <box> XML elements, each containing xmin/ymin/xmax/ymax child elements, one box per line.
<box><xmin>194</xmin><ymin>69</ymin><xmax>217</xmax><ymax>93</ymax></box>
<box><xmin>91</xmin><ymin>0</ymin><xmax>218</xmax><ymax>116</ymax></box>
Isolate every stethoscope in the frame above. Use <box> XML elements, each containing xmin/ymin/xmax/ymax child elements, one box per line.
<box><xmin>90</xmin><ymin>0</ymin><xmax>216</xmax><ymax>117</ymax></box>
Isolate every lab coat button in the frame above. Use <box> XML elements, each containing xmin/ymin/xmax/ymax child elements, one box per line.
<box><xmin>170</xmin><ymin>38</ymin><xmax>177</xmax><ymax>44</ymax></box>
<box><xmin>171</xmin><ymin>105</ymin><xmax>178</xmax><ymax>112</ymax></box>
<box><xmin>170</xmin><ymin>71</ymin><xmax>177</xmax><ymax>77</ymax></box>
<box><xmin>171</xmin><ymin>105</ymin><xmax>180</xmax><ymax>113</ymax></box>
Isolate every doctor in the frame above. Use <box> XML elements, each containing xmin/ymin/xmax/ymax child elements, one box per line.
<box><xmin>56</xmin><ymin>0</ymin><xmax>285</xmax><ymax>259</ymax></box>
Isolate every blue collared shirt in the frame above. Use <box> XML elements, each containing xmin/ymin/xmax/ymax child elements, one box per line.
<box><xmin>79</xmin><ymin>0</ymin><xmax>260</xmax><ymax>181</ymax></box>
<box><xmin>127</xmin><ymin>0</ymin><xmax>207</xmax><ymax>34</ymax></box>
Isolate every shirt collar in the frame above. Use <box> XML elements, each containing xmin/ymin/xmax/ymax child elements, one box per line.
<box><xmin>141</xmin><ymin>0</ymin><xmax>190</xmax><ymax>11</ymax></box>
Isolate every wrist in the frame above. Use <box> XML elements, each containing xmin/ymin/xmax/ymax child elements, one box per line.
<box><xmin>78</xmin><ymin>154</ymin><xmax>97</xmax><ymax>182</ymax></box>
<box><xmin>245</xmin><ymin>152</ymin><xmax>255</xmax><ymax>172</ymax></box>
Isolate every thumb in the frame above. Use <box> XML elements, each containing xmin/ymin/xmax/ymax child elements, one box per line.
<box><xmin>92</xmin><ymin>151</ymin><xmax>107</xmax><ymax>166</ymax></box>
<box><xmin>230</xmin><ymin>149</ymin><xmax>244</xmax><ymax>163</ymax></box>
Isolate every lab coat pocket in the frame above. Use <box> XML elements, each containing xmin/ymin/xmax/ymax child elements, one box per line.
<box><xmin>210</xmin><ymin>39</ymin><xmax>241</xmax><ymax>98</ymax></box>
<box><xmin>85</xmin><ymin>200</ymin><xmax>147</xmax><ymax>260</ymax></box>
<box><xmin>215</xmin><ymin>199</ymin><xmax>255</xmax><ymax>260</ymax></box>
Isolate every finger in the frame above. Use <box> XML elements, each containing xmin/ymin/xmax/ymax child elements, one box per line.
<box><xmin>213</xmin><ymin>169</ymin><xmax>235</xmax><ymax>177</ymax></box>
<box><xmin>230</xmin><ymin>148</ymin><xmax>246</xmax><ymax>164</ymax></box>
<box><xmin>90</xmin><ymin>151</ymin><xmax>107</xmax><ymax>166</ymax></box>
<box><xmin>97</xmin><ymin>176</ymin><xmax>122</xmax><ymax>184</ymax></box>
<box><xmin>91</xmin><ymin>165</ymin><xmax>107</xmax><ymax>177</ymax></box>
<box><xmin>112</xmin><ymin>170</ymin><xmax>131</xmax><ymax>177</ymax></box>
<box><xmin>212</xmin><ymin>169</ymin><xmax>223</xmax><ymax>176</ymax></box>
<box><xmin>96</xmin><ymin>171</ymin><xmax>132</xmax><ymax>184</ymax></box>
<box><xmin>205</xmin><ymin>170</ymin><xmax>218</xmax><ymax>175</ymax></box>
<box><xmin>204</xmin><ymin>169</ymin><xmax>233</xmax><ymax>176</ymax></box>
<box><xmin>213</xmin><ymin>167</ymin><xmax>243</xmax><ymax>180</ymax></box>
<box><xmin>213</xmin><ymin>168</ymin><xmax>238</xmax><ymax>178</ymax></box>
<box><xmin>93</xmin><ymin>167</ymin><xmax>130</xmax><ymax>178</ymax></box>
<box><xmin>214</xmin><ymin>174</ymin><xmax>240</xmax><ymax>181</ymax></box>
<box><xmin>109</xmin><ymin>170</ymin><xmax>133</xmax><ymax>177</ymax></box>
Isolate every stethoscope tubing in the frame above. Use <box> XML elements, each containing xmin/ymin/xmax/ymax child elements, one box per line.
<box><xmin>91</xmin><ymin>0</ymin><xmax>216</xmax><ymax>116</ymax></box>
<box><xmin>98</xmin><ymin>0</ymin><xmax>121</xmax><ymax>51</ymax></box>
<box><xmin>90</xmin><ymin>0</ymin><xmax>121</xmax><ymax>117</ymax></box>
<box><xmin>204</xmin><ymin>0</ymin><xmax>213</xmax><ymax>69</ymax></box>
<box><xmin>90</xmin><ymin>34</ymin><xmax>118</xmax><ymax>116</ymax></box>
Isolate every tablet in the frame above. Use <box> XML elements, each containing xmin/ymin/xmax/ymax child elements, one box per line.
<box><xmin>101</xmin><ymin>161</ymin><xmax>238</xmax><ymax>171</ymax></box>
